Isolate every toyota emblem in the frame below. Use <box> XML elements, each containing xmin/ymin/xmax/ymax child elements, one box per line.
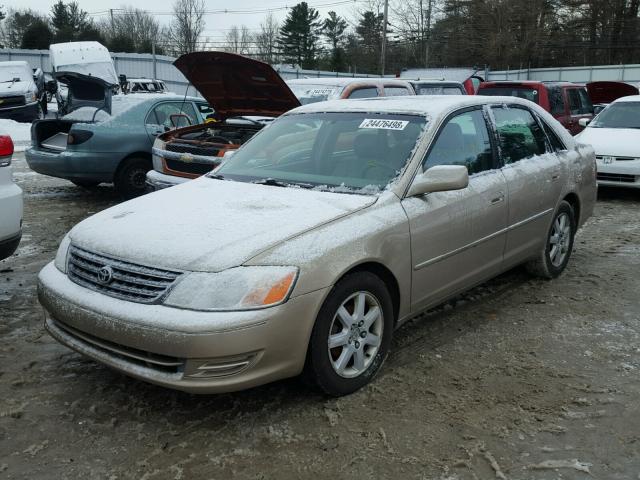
<box><xmin>97</xmin><ymin>265</ymin><xmax>114</xmax><ymax>285</ymax></box>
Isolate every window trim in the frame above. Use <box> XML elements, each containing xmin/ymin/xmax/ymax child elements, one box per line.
<box><xmin>489</xmin><ymin>103</ymin><xmax>551</xmax><ymax>167</ymax></box>
<box><xmin>401</xmin><ymin>105</ymin><xmax>499</xmax><ymax>199</ymax></box>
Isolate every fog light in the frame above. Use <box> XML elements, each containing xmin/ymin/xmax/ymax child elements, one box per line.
<box><xmin>184</xmin><ymin>353</ymin><xmax>259</xmax><ymax>379</ymax></box>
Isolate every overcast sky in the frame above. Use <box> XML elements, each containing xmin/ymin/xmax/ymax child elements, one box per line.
<box><xmin>23</xmin><ymin>0</ymin><xmax>363</xmax><ymax>42</ymax></box>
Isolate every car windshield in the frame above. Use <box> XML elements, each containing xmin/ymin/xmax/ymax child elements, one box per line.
<box><xmin>478</xmin><ymin>86</ymin><xmax>539</xmax><ymax>103</ymax></box>
<box><xmin>589</xmin><ymin>102</ymin><xmax>640</xmax><ymax>128</ymax></box>
<box><xmin>288</xmin><ymin>84</ymin><xmax>344</xmax><ymax>104</ymax></box>
<box><xmin>0</xmin><ymin>64</ymin><xmax>30</xmax><ymax>83</ymax></box>
<box><xmin>214</xmin><ymin>112</ymin><xmax>426</xmax><ymax>194</ymax></box>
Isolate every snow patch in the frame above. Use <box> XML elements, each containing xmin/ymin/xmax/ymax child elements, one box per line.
<box><xmin>0</xmin><ymin>119</ymin><xmax>31</xmax><ymax>151</ymax></box>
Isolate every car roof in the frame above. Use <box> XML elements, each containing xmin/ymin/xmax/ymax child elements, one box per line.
<box><xmin>481</xmin><ymin>80</ymin><xmax>579</xmax><ymax>87</ymax></box>
<box><xmin>128</xmin><ymin>78</ymin><xmax>165</xmax><ymax>82</ymax></box>
<box><xmin>612</xmin><ymin>95</ymin><xmax>640</xmax><ymax>103</ymax></box>
<box><xmin>286</xmin><ymin>77</ymin><xmax>412</xmax><ymax>87</ymax></box>
<box><xmin>287</xmin><ymin>95</ymin><xmax>541</xmax><ymax>117</ymax></box>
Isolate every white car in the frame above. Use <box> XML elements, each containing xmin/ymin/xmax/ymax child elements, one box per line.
<box><xmin>0</xmin><ymin>135</ymin><xmax>23</xmax><ymax>260</ymax></box>
<box><xmin>577</xmin><ymin>95</ymin><xmax>640</xmax><ymax>188</ymax></box>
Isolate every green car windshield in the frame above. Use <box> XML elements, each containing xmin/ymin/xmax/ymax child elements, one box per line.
<box><xmin>214</xmin><ymin>112</ymin><xmax>426</xmax><ymax>194</ymax></box>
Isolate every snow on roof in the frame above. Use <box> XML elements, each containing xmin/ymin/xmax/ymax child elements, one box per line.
<box><xmin>0</xmin><ymin>119</ymin><xmax>31</xmax><ymax>151</ymax></box>
<box><xmin>286</xmin><ymin>77</ymin><xmax>411</xmax><ymax>87</ymax></box>
<box><xmin>399</xmin><ymin>68</ymin><xmax>480</xmax><ymax>82</ymax></box>
<box><xmin>0</xmin><ymin>61</ymin><xmax>31</xmax><ymax>69</ymax></box>
<box><xmin>613</xmin><ymin>95</ymin><xmax>640</xmax><ymax>103</ymax></box>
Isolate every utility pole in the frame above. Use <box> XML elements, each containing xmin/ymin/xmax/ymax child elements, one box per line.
<box><xmin>381</xmin><ymin>0</ymin><xmax>389</xmax><ymax>76</ymax></box>
<box><xmin>425</xmin><ymin>0</ymin><xmax>432</xmax><ymax>68</ymax></box>
<box><xmin>152</xmin><ymin>42</ymin><xmax>157</xmax><ymax>81</ymax></box>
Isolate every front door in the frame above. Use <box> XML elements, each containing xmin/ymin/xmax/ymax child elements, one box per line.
<box><xmin>402</xmin><ymin>107</ymin><xmax>509</xmax><ymax>312</ymax></box>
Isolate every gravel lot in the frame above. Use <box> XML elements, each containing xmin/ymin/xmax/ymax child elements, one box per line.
<box><xmin>1</xmin><ymin>152</ymin><xmax>639</xmax><ymax>480</ymax></box>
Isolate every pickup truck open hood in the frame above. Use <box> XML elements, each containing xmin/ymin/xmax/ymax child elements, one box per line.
<box><xmin>174</xmin><ymin>51</ymin><xmax>301</xmax><ymax>120</ymax></box>
<box><xmin>587</xmin><ymin>81</ymin><xmax>639</xmax><ymax>104</ymax></box>
<box><xmin>54</xmin><ymin>71</ymin><xmax>113</xmax><ymax>115</ymax></box>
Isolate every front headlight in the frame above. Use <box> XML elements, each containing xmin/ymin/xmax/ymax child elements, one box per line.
<box><xmin>54</xmin><ymin>234</ymin><xmax>71</xmax><ymax>273</ymax></box>
<box><xmin>25</xmin><ymin>91</ymin><xmax>37</xmax><ymax>103</ymax></box>
<box><xmin>164</xmin><ymin>266</ymin><xmax>298</xmax><ymax>311</ymax></box>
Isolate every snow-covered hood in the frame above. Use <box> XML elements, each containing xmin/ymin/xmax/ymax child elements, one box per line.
<box><xmin>69</xmin><ymin>177</ymin><xmax>376</xmax><ymax>272</ymax></box>
<box><xmin>576</xmin><ymin>127</ymin><xmax>640</xmax><ymax>157</ymax></box>
<box><xmin>0</xmin><ymin>80</ymin><xmax>33</xmax><ymax>96</ymax></box>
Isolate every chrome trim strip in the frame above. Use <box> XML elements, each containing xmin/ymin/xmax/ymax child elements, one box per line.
<box><xmin>152</xmin><ymin>147</ymin><xmax>220</xmax><ymax>165</ymax></box>
<box><xmin>414</xmin><ymin>208</ymin><xmax>553</xmax><ymax>270</ymax></box>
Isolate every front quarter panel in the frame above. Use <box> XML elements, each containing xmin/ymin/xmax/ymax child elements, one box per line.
<box><xmin>246</xmin><ymin>191</ymin><xmax>412</xmax><ymax>322</ymax></box>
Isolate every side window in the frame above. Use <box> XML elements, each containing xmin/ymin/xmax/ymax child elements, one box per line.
<box><xmin>491</xmin><ymin>106</ymin><xmax>548</xmax><ymax>164</ymax></box>
<box><xmin>348</xmin><ymin>87</ymin><xmax>379</xmax><ymax>99</ymax></box>
<box><xmin>567</xmin><ymin>89</ymin><xmax>582</xmax><ymax>115</ymax></box>
<box><xmin>146</xmin><ymin>102</ymin><xmax>197</xmax><ymax>129</ymax></box>
<box><xmin>384</xmin><ymin>86</ymin><xmax>411</xmax><ymax>97</ymax></box>
<box><xmin>548</xmin><ymin>86</ymin><xmax>565</xmax><ymax>116</ymax></box>
<box><xmin>423</xmin><ymin>109</ymin><xmax>493</xmax><ymax>175</ymax></box>
<box><xmin>197</xmin><ymin>103</ymin><xmax>214</xmax><ymax>121</ymax></box>
<box><xmin>577</xmin><ymin>88</ymin><xmax>594</xmax><ymax>114</ymax></box>
<box><xmin>539</xmin><ymin>118</ymin><xmax>566</xmax><ymax>151</ymax></box>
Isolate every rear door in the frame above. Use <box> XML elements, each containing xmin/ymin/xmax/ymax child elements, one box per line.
<box><xmin>490</xmin><ymin>104</ymin><xmax>563</xmax><ymax>268</ymax></box>
<box><xmin>564</xmin><ymin>87</ymin><xmax>594</xmax><ymax>134</ymax></box>
<box><xmin>402</xmin><ymin>107</ymin><xmax>508</xmax><ymax>311</ymax></box>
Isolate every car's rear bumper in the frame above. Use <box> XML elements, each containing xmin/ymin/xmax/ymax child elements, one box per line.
<box><xmin>38</xmin><ymin>262</ymin><xmax>327</xmax><ymax>393</ymax></box>
<box><xmin>0</xmin><ymin>232</ymin><xmax>21</xmax><ymax>261</ymax></box>
<box><xmin>146</xmin><ymin>169</ymin><xmax>190</xmax><ymax>191</ymax></box>
<box><xmin>25</xmin><ymin>147</ymin><xmax>116</xmax><ymax>182</ymax></box>
<box><xmin>0</xmin><ymin>175</ymin><xmax>23</xmax><ymax>260</ymax></box>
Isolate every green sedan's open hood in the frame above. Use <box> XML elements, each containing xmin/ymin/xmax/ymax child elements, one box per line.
<box><xmin>174</xmin><ymin>51</ymin><xmax>301</xmax><ymax>121</ymax></box>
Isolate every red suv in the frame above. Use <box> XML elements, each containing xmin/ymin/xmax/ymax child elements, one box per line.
<box><xmin>477</xmin><ymin>81</ymin><xmax>594</xmax><ymax>135</ymax></box>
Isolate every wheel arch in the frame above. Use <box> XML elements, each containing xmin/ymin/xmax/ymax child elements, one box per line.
<box><xmin>562</xmin><ymin>191</ymin><xmax>581</xmax><ymax>225</ymax></box>
<box><xmin>335</xmin><ymin>261</ymin><xmax>401</xmax><ymax>325</ymax></box>
<box><xmin>114</xmin><ymin>151</ymin><xmax>152</xmax><ymax>178</ymax></box>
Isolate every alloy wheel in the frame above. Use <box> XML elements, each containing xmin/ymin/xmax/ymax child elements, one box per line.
<box><xmin>549</xmin><ymin>212</ymin><xmax>571</xmax><ymax>267</ymax></box>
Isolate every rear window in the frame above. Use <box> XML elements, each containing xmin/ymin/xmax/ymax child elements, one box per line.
<box><xmin>415</xmin><ymin>85</ymin><xmax>464</xmax><ymax>95</ymax></box>
<box><xmin>287</xmin><ymin>84</ymin><xmax>343</xmax><ymax>105</ymax></box>
<box><xmin>478</xmin><ymin>85</ymin><xmax>540</xmax><ymax>104</ymax></box>
<box><xmin>384</xmin><ymin>86</ymin><xmax>412</xmax><ymax>97</ymax></box>
<box><xmin>348</xmin><ymin>87</ymin><xmax>379</xmax><ymax>99</ymax></box>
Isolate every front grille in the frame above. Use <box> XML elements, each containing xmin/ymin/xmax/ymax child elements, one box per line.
<box><xmin>0</xmin><ymin>95</ymin><xmax>26</xmax><ymax>109</ymax></box>
<box><xmin>165</xmin><ymin>159</ymin><xmax>219</xmax><ymax>175</ymax></box>
<box><xmin>166</xmin><ymin>143</ymin><xmax>223</xmax><ymax>157</ymax></box>
<box><xmin>597</xmin><ymin>172</ymin><xmax>637</xmax><ymax>183</ymax></box>
<box><xmin>67</xmin><ymin>246</ymin><xmax>182</xmax><ymax>303</ymax></box>
<box><xmin>51</xmin><ymin>317</ymin><xmax>184</xmax><ymax>374</ymax></box>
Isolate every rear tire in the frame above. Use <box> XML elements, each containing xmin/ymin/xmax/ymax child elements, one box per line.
<box><xmin>305</xmin><ymin>271</ymin><xmax>394</xmax><ymax>396</ymax></box>
<box><xmin>526</xmin><ymin>201</ymin><xmax>576</xmax><ymax>279</ymax></box>
<box><xmin>114</xmin><ymin>157</ymin><xmax>151</xmax><ymax>199</ymax></box>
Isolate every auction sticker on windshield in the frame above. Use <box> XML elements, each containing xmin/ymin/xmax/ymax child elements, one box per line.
<box><xmin>359</xmin><ymin>119</ymin><xmax>409</xmax><ymax>130</ymax></box>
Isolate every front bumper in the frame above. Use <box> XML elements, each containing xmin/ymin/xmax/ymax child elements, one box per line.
<box><xmin>0</xmin><ymin>101</ymin><xmax>39</xmax><ymax>122</ymax></box>
<box><xmin>146</xmin><ymin>169</ymin><xmax>190</xmax><ymax>191</ymax></box>
<box><xmin>38</xmin><ymin>262</ymin><xmax>328</xmax><ymax>393</ymax></box>
<box><xmin>25</xmin><ymin>147</ymin><xmax>116</xmax><ymax>183</ymax></box>
<box><xmin>0</xmin><ymin>232</ymin><xmax>21</xmax><ymax>261</ymax></box>
<box><xmin>596</xmin><ymin>157</ymin><xmax>640</xmax><ymax>188</ymax></box>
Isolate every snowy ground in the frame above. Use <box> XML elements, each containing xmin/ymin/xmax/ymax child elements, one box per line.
<box><xmin>1</xmin><ymin>153</ymin><xmax>640</xmax><ymax>479</ymax></box>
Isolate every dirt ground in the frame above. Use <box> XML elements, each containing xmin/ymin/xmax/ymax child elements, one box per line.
<box><xmin>1</xmin><ymin>152</ymin><xmax>639</xmax><ymax>480</ymax></box>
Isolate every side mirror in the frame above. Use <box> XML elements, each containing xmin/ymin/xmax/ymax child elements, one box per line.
<box><xmin>407</xmin><ymin>165</ymin><xmax>469</xmax><ymax>197</ymax></box>
<box><xmin>578</xmin><ymin>118</ymin><xmax>591</xmax><ymax>127</ymax></box>
<box><xmin>593</xmin><ymin>105</ymin><xmax>605</xmax><ymax>115</ymax></box>
<box><xmin>45</xmin><ymin>80</ymin><xmax>58</xmax><ymax>94</ymax></box>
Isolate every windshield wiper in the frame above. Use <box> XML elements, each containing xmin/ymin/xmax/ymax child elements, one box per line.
<box><xmin>208</xmin><ymin>173</ymin><xmax>225</xmax><ymax>180</ymax></box>
<box><xmin>252</xmin><ymin>178</ymin><xmax>314</xmax><ymax>189</ymax></box>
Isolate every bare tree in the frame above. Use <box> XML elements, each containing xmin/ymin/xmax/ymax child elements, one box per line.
<box><xmin>225</xmin><ymin>25</ymin><xmax>252</xmax><ymax>54</ymax></box>
<box><xmin>255</xmin><ymin>13</ymin><xmax>279</xmax><ymax>63</ymax></box>
<box><xmin>98</xmin><ymin>6</ymin><xmax>164</xmax><ymax>53</ymax></box>
<box><xmin>168</xmin><ymin>0</ymin><xmax>205</xmax><ymax>55</ymax></box>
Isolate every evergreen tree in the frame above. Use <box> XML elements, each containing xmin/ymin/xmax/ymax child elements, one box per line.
<box><xmin>20</xmin><ymin>18</ymin><xmax>54</xmax><ymax>49</ymax></box>
<box><xmin>323</xmin><ymin>11</ymin><xmax>348</xmax><ymax>71</ymax></box>
<box><xmin>355</xmin><ymin>11</ymin><xmax>384</xmax><ymax>73</ymax></box>
<box><xmin>278</xmin><ymin>2</ymin><xmax>323</xmax><ymax>69</ymax></box>
<box><xmin>51</xmin><ymin>1</ymin><xmax>93</xmax><ymax>43</ymax></box>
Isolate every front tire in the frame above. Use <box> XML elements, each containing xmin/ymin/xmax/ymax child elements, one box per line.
<box><xmin>526</xmin><ymin>201</ymin><xmax>576</xmax><ymax>279</ymax></box>
<box><xmin>306</xmin><ymin>271</ymin><xmax>394</xmax><ymax>396</ymax></box>
<box><xmin>114</xmin><ymin>157</ymin><xmax>151</xmax><ymax>199</ymax></box>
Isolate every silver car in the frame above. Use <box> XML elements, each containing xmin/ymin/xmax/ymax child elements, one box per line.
<box><xmin>38</xmin><ymin>96</ymin><xmax>596</xmax><ymax>396</ymax></box>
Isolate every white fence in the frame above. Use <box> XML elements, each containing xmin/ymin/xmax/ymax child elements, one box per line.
<box><xmin>486</xmin><ymin>64</ymin><xmax>640</xmax><ymax>83</ymax></box>
<box><xmin>0</xmin><ymin>48</ymin><xmax>384</xmax><ymax>97</ymax></box>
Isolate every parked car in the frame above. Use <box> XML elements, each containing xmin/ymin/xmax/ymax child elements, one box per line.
<box><xmin>0</xmin><ymin>135</ymin><xmax>23</xmax><ymax>261</ymax></box>
<box><xmin>147</xmin><ymin>52</ymin><xmax>416</xmax><ymax>191</ymax></box>
<box><xmin>399</xmin><ymin>68</ymin><xmax>484</xmax><ymax>94</ymax></box>
<box><xmin>576</xmin><ymin>95</ymin><xmax>640</xmax><ymax>188</ymax></box>
<box><xmin>586</xmin><ymin>81</ymin><xmax>639</xmax><ymax>114</ymax></box>
<box><xmin>0</xmin><ymin>61</ymin><xmax>48</xmax><ymax>122</ymax></box>
<box><xmin>409</xmin><ymin>79</ymin><xmax>467</xmax><ymax>95</ymax></box>
<box><xmin>25</xmin><ymin>91</ymin><xmax>210</xmax><ymax>197</ymax></box>
<box><xmin>286</xmin><ymin>77</ymin><xmax>416</xmax><ymax>104</ymax></box>
<box><xmin>121</xmin><ymin>77</ymin><xmax>169</xmax><ymax>94</ymax></box>
<box><xmin>38</xmin><ymin>95</ymin><xmax>596</xmax><ymax>396</ymax></box>
<box><xmin>477</xmin><ymin>81</ymin><xmax>594</xmax><ymax>134</ymax></box>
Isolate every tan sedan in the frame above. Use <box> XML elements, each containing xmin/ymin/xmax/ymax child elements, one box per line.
<box><xmin>38</xmin><ymin>96</ymin><xmax>596</xmax><ymax>396</ymax></box>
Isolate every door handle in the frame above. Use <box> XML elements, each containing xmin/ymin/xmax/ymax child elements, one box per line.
<box><xmin>490</xmin><ymin>194</ymin><xmax>504</xmax><ymax>205</ymax></box>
